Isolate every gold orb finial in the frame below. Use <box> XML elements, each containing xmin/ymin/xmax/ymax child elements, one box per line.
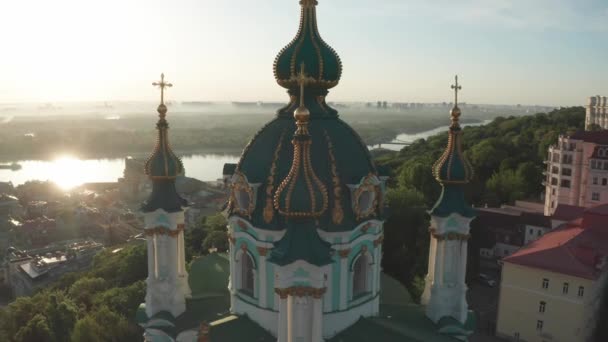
<box><xmin>294</xmin><ymin>63</ymin><xmax>310</xmax><ymax>123</ymax></box>
<box><xmin>450</xmin><ymin>75</ymin><xmax>462</xmax><ymax>126</ymax></box>
<box><xmin>153</xmin><ymin>73</ymin><xmax>173</xmax><ymax>119</ymax></box>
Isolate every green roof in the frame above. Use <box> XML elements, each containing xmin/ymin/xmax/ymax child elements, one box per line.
<box><xmin>145</xmin><ymin>118</ymin><xmax>184</xmax><ymax>179</ymax></box>
<box><xmin>208</xmin><ymin>315</ymin><xmax>275</xmax><ymax>342</ymax></box>
<box><xmin>234</xmin><ymin>115</ymin><xmax>380</xmax><ymax>232</ymax></box>
<box><xmin>273</xmin><ymin>0</ymin><xmax>341</xmax><ymax>89</ymax></box>
<box><xmin>429</xmin><ymin>185</ymin><xmax>476</xmax><ymax>218</ymax></box>
<box><xmin>269</xmin><ymin>221</ymin><xmax>333</xmax><ymax>266</ymax></box>
<box><xmin>141</xmin><ymin>179</ymin><xmax>187</xmax><ymax>213</ymax></box>
<box><xmin>137</xmin><ymin>270</ymin><xmax>474</xmax><ymax>341</ymax></box>
<box><xmin>432</xmin><ymin>126</ymin><xmax>473</xmax><ymax>185</ymax></box>
<box><xmin>188</xmin><ymin>253</ymin><xmax>230</xmax><ymax>298</ymax></box>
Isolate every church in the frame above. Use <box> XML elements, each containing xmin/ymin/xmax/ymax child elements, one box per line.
<box><xmin>135</xmin><ymin>1</ymin><xmax>476</xmax><ymax>341</ymax></box>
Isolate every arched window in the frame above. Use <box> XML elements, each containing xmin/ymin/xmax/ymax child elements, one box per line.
<box><xmin>239</xmin><ymin>252</ymin><xmax>255</xmax><ymax>295</ymax></box>
<box><xmin>352</xmin><ymin>252</ymin><xmax>372</xmax><ymax>298</ymax></box>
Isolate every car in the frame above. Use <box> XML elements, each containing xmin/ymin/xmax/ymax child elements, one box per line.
<box><xmin>478</xmin><ymin>273</ymin><xmax>497</xmax><ymax>287</ymax></box>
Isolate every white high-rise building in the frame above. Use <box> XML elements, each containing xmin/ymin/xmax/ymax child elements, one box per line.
<box><xmin>543</xmin><ymin>131</ymin><xmax>608</xmax><ymax>215</ymax></box>
<box><xmin>586</xmin><ymin>95</ymin><xmax>608</xmax><ymax>130</ymax></box>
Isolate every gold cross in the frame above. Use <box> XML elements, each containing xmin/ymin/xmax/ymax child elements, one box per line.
<box><xmin>296</xmin><ymin>63</ymin><xmax>308</xmax><ymax>107</ymax></box>
<box><xmin>152</xmin><ymin>73</ymin><xmax>173</xmax><ymax>105</ymax></box>
<box><xmin>451</xmin><ymin>75</ymin><xmax>462</xmax><ymax>106</ymax></box>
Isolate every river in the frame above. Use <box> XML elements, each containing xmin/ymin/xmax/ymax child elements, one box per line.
<box><xmin>0</xmin><ymin>120</ymin><xmax>491</xmax><ymax>190</ymax></box>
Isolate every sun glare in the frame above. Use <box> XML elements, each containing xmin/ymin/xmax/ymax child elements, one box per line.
<box><xmin>50</xmin><ymin>155</ymin><xmax>85</xmax><ymax>190</ymax></box>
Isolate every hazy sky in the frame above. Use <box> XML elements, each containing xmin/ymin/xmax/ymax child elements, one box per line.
<box><xmin>2</xmin><ymin>0</ymin><xmax>607</xmax><ymax>105</ymax></box>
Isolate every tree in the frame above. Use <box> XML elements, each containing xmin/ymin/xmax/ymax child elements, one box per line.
<box><xmin>202</xmin><ymin>230</ymin><xmax>228</xmax><ymax>252</ymax></box>
<box><xmin>68</xmin><ymin>277</ymin><xmax>108</xmax><ymax>310</ymax></box>
<box><xmin>71</xmin><ymin>306</ymin><xmax>140</xmax><ymax>342</ymax></box>
<box><xmin>93</xmin><ymin>281</ymin><xmax>145</xmax><ymax>318</ymax></box>
<box><xmin>14</xmin><ymin>314</ymin><xmax>55</xmax><ymax>342</ymax></box>
<box><xmin>381</xmin><ymin>187</ymin><xmax>429</xmax><ymax>297</ymax></box>
<box><xmin>45</xmin><ymin>294</ymin><xmax>78</xmax><ymax>342</ymax></box>
<box><xmin>486</xmin><ymin>170</ymin><xmax>526</xmax><ymax>204</ymax></box>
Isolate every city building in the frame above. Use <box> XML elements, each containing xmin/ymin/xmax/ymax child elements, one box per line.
<box><xmin>136</xmin><ymin>1</ymin><xmax>476</xmax><ymax>341</ymax></box>
<box><xmin>473</xmin><ymin>202</ymin><xmax>552</xmax><ymax>261</ymax></box>
<box><xmin>7</xmin><ymin>240</ymin><xmax>103</xmax><ymax>297</ymax></box>
<box><xmin>543</xmin><ymin>130</ymin><xmax>608</xmax><ymax>215</ymax></box>
<box><xmin>0</xmin><ymin>194</ymin><xmax>22</xmax><ymax>218</ymax></box>
<box><xmin>496</xmin><ymin>205</ymin><xmax>608</xmax><ymax>342</ymax></box>
<box><xmin>586</xmin><ymin>95</ymin><xmax>608</xmax><ymax>130</ymax></box>
<box><xmin>118</xmin><ymin>157</ymin><xmax>151</xmax><ymax>201</ymax></box>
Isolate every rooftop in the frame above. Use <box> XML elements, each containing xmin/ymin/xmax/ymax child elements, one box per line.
<box><xmin>504</xmin><ymin>204</ymin><xmax>608</xmax><ymax>280</ymax></box>
<box><xmin>569</xmin><ymin>130</ymin><xmax>608</xmax><ymax>145</ymax></box>
<box><xmin>552</xmin><ymin>204</ymin><xmax>586</xmax><ymax>222</ymax></box>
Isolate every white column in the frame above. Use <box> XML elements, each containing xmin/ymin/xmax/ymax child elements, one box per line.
<box><xmin>339</xmin><ymin>255</ymin><xmax>348</xmax><ymax>310</ymax></box>
<box><xmin>435</xmin><ymin>239</ymin><xmax>444</xmax><ymax>286</ymax></box>
<box><xmin>278</xmin><ymin>296</ymin><xmax>288</xmax><ymax>342</ymax></box>
<box><xmin>153</xmin><ymin>235</ymin><xmax>159</xmax><ymax>279</ymax></box>
<box><xmin>259</xmin><ymin>254</ymin><xmax>267</xmax><ymax>307</ymax></box>
<box><xmin>178</xmin><ymin>231</ymin><xmax>185</xmax><ymax>276</ymax></box>
<box><xmin>323</xmin><ymin>269</ymin><xmax>332</xmax><ymax>313</ymax></box>
<box><xmin>311</xmin><ymin>296</ymin><xmax>323</xmax><ymax>342</ymax></box>
<box><xmin>146</xmin><ymin>236</ymin><xmax>155</xmax><ymax>279</ymax></box>
<box><xmin>428</xmin><ymin>237</ymin><xmax>437</xmax><ymax>282</ymax></box>
<box><xmin>460</xmin><ymin>240</ymin><xmax>468</xmax><ymax>285</ymax></box>
<box><xmin>287</xmin><ymin>296</ymin><xmax>295</xmax><ymax>342</ymax></box>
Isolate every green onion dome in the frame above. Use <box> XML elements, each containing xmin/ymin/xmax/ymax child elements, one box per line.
<box><xmin>274</xmin><ymin>0</ymin><xmax>342</xmax><ymax>90</ymax></box>
<box><xmin>430</xmin><ymin>76</ymin><xmax>475</xmax><ymax>218</ymax></box>
<box><xmin>144</xmin><ymin>104</ymin><xmax>184</xmax><ymax>180</ymax></box>
<box><xmin>228</xmin><ymin>3</ymin><xmax>382</xmax><ymax>233</ymax></box>
<box><xmin>142</xmin><ymin>75</ymin><xmax>187</xmax><ymax>214</ymax></box>
<box><xmin>431</xmin><ymin>105</ymin><xmax>473</xmax><ymax>185</ymax></box>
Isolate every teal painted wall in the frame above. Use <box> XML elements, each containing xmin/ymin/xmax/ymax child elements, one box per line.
<box><xmin>332</xmin><ymin>255</ymin><xmax>340</xmax><ymax>311</ymax></box>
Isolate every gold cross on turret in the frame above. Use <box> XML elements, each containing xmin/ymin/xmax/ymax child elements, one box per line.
<box><xmin>451</xmin><ymin>75</ymin><xmax>462</xmax><ymax>106</ymax></box>
<box><xmin>296</xmin><ymin>63</ymin><xmax>309</xmax><ymax>107</ymax></box>
<box><xmin>153</xmin><ymin>73</ymin><xmax>173</xmax><ymax>106</ymax></box>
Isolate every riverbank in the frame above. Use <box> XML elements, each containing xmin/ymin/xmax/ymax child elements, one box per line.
<box><xmin>0</xmin><ymin>118</ymin><xmax>488</xmax><ymax>162</ymax></box>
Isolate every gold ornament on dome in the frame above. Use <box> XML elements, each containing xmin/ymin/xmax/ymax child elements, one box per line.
<box><xmin>229</xmin><ymin>172</ymin><xmax>255</xmax><ymax>218</ymax></box>
<box><xmin>264</xmin><ymin>131</ymin><xmax>286</xmax><ymax>223</ymax></box>
<box><xmin>274</xmin><ymin>64</ymin><xmax>329</xmax><ymax>219</ymax></box>
<box><xmin>353</xmin><ymin>174</ymin><xmax>380</xmax><ymax>221</ymax></box>
<box><xmin>324</xmin><ymin>131</ymin><xmax>344</xmax><ymax>225</ymax></box>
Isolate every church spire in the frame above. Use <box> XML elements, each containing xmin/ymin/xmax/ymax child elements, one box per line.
<box><xmin>421</xmin><ymin>76</ymin><xmax>476</xmax><ymax>333</ymax></box>
<box><xmin>142</xmin><ymin>73</ymin><xmax>187</xmax><ymax>213</ymax></box>
<box><xmin>431</xmin><ymin>75</ymin><xmax>473</xmax><ymax>188</ymax></box>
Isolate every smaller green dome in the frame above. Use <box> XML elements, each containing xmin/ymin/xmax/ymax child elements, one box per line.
<box><xmin>432</xmin><ymin>124</ymin><xmax>473</xmax><ymax>184</ymax></box>
<box><xmin>144</xmin><ymin>107</ymin><xmax>184</xmax><ymax>180</ymax></box>
<box><xmin>189</xmin><ymin>253</ymin><xmax>230</xmax><ymax>298</ymax></box>
<box><xmin>273</xmin><ymin>0</ymin><xmax>342</xmax><ymax>90</ymax></box>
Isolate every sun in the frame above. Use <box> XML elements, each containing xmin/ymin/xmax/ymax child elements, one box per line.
<box><xmin>49</xmin><ymin>155</ymin><xmax>86</xmax><ymax>190</ymax></box>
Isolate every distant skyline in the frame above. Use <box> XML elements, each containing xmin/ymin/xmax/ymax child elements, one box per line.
<box><xmin>2</xmin><ymin>0</ymin><xmax>607</xmax><ymax>106</ymax></box>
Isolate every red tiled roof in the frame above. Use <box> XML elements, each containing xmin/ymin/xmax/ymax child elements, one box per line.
<box><xmin>504</xmin><ymin>205</ymin><xmax>608</xmax><ymax>280</ymax></box>
<box><xmin>552</xmin><ymin>204</ymin><xmax>586</xmax><ymax>222</ymax></box>
<box><xmin>569</xmin><ymin>130</ymin><xmax>608</xmax><ymax>145</ymax></box>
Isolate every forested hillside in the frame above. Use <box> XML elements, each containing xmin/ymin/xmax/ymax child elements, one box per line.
<box><xmin>379</xmin><ymin>106</ymin><xmax>586</xmax><ymax>300</ymax></box>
